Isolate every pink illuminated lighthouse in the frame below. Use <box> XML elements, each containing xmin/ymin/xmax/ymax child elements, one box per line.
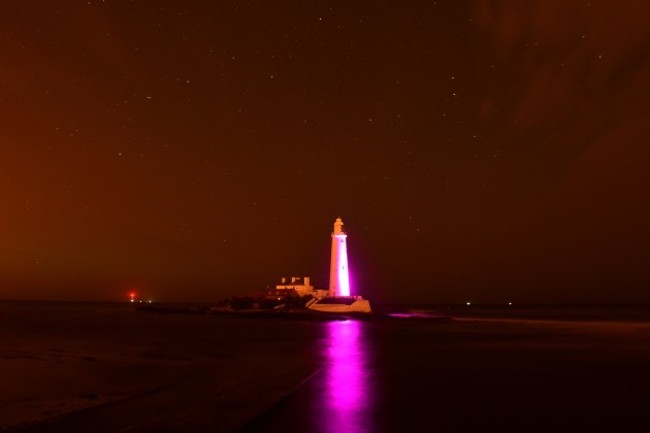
<box><xmin>307</xmin><ymin>217</ymin><xmax>371</xmax><ymax>312</ymax></box>
<box><xmin>329</xmin><ymin>217</ymin><xmax>351</xmax><ymax>297</ymax></box>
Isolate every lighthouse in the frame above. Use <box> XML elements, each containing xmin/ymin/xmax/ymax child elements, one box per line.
<box><xmin>306</xmin><ymin>217</ymin><xmax>371</xmax><ymax>312</ymax></box>
<box><xmin>329</xmin><ymin>217</ymin><xmax>351</xmax><ymax>297</ymax></box>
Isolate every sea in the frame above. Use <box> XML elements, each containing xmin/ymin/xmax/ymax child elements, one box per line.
<box><xmin>2</xmin><ymin>301</ymin><xmax>650</xmax><ymax>433</ymax></box>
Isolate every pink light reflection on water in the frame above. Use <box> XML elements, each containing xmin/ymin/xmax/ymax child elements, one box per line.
<box><xmin>321</xmin><ymin>320</ymin><xmax>371</xmax><ymax>433</ymax></box>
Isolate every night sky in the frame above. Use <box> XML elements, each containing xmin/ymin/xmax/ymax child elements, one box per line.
<box><xmin>2</xmin><ymin>1</ymin><xmax>649</xmax><ymax>303</ymax></box>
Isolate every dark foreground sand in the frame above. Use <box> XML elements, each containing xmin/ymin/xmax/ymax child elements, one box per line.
<box><xmin>0</xmin><ymin>302</ymin><xmax>320</xmax><ymax>432</ymax></box>
<box><xmin>2</xmin><ymin>302</ymin><xmax>650</xmax><ymax>432</ymax></box>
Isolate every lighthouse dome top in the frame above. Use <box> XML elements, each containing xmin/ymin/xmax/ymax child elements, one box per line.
<box><xmin>333</xmin><ymin>217</ymin><xmax>345</xmax><ymax>234</ymax></box>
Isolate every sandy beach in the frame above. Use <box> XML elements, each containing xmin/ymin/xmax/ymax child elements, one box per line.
<box><xmin>0</xmin><ymin>302</ymin><xmax>320</xmax><ymax>432</ymax></box>
<box><xmin>3</xmin><ymin>302</ymin><xmax>650</xmax><ymax>432</ymax></box>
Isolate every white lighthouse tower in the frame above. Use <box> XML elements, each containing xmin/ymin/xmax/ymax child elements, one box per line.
<box><xmin>329</xmin><ymin>217</ymin><xmax>351</xmax><ymax>297</ymax></box>
<box><xmin>306</xmin><ymin>217</ymin><xmax>371</xmax><ymax>312</ymax></box>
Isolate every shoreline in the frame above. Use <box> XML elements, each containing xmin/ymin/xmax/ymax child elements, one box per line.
<box><xmin>3</xmin><ymin>302</ymin><xmax>650</xmax><ymax>432</ymax></box>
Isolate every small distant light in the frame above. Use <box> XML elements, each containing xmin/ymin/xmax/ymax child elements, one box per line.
<box><xmin>508</xmin><ymin>302</ymin><xmax>512</xmax><ymax>306</ymax></box>
<box><xmin>466</xmin><ymin>302</ymin><xmax>471</xmax><ymax>306</ymax></box>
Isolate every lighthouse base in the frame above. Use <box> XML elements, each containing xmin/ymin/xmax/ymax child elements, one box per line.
<box><xmin>306</xmin><ymin>296</ymin><xmax>372</xmax><ymax>314</ymax></box>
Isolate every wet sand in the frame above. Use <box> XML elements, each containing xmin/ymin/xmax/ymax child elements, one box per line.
<box><xmin>243</xmin><ymin>316</ymin><xmax>650</xmax><ymax>432</ymax></box>
<box><xmin>3</xmin><ymin>302</ymin><xmax>650</xmax><ymax>432</ymax></box>
<box><xmin>0</xmin><ymin>302</ymin><xmax>321</xmax><ymax>432</ymax></box>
